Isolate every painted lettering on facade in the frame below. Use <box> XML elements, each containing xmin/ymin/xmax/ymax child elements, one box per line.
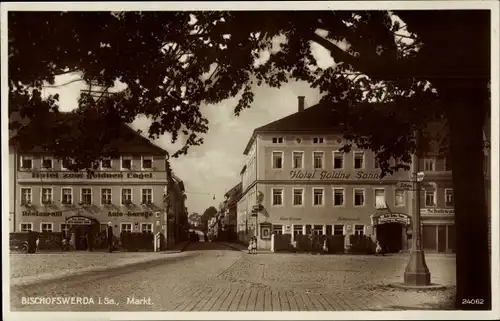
<box><xmin>420</xmin><ymin>208</ymin><xmax>454</xmax><ymax>215</ymax></box>
<box><xmin>31</xmin><ymin>172</ymin><xmax>154</xmax><ymax>179</ymax></box>
<box><xmin>336</xmin><ymin>217</ymin><xmax>360</xmax><ymax>222</ymax></box>
<box><xmin>22</xmin><ymin>211</ymin><xmax>63</xmax><ymax>217</ymax></box>
<box><xmin>108</xmin><ymin>211</ymin><xmax>154</xmax><ymax>218</ymax></box>
<box><xmin>290</xmin><ymin>170</ymin><xmax>381</xmax><ymax>180</ymax></box>
<box><xmin>279</xmin><ymin>216</ymin><xmax>302</xmax><ymax>221</ymax></box>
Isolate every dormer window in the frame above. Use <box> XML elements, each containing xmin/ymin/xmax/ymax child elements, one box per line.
<box><xmin>20</xmin><ymin>156</ymin><xmax>33</xmax><ymax>170</ymax></box>
<box><xmin>42</xmin><ymin>157</ymin><xmax>53</xmax><ymax>170</ymax></box>
<box><xmin>272</xmin><ymin>137</ymin><xmax>284</xmax><ymax>144</ymax></box>
<box><xmin>101</xmin><ymin>158</ymin><xmax>112</xmax><ymax>169</ymax></box>
<box><xmin>121</xmin><ymin>156</ymin><xmax>132</xmax><ymax>170</ymax></box>
<box><xmin>142</xmin><ymin>156</ymin><xmax>153</xmax><ymax>170</ymax></box>
<box><xmin>313</xmin><ymin>137</ymin><xmax>325</xmax><ymax>144</ymax></box>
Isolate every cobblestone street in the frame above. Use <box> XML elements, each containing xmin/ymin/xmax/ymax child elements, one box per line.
<box><xmin>10</xmin><ymin>242</ymin><xmax>456</xmax><ymax>311</ymax></box>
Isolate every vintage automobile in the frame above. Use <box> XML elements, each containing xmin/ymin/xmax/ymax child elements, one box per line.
<box><xmin>9</xmin><ymin>232</ymin><xmax>34</xmax><ymax>253</ymax></box>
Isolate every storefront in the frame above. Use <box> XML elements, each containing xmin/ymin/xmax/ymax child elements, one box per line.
<box><xmin>421</xmin><ymin>208</ymin><xmax>455</xmax><ymax>253</ymax></box>
<box><xmin>371</xmin><ymin>211</ymin><xmax>411</xmax><ymax>253</ymax></box>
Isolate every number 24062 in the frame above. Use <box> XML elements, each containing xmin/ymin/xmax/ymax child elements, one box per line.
<box><xmin>462</xmin><ymin>299</ymin><xmax>484</xmax><ymax>305</ymax></box>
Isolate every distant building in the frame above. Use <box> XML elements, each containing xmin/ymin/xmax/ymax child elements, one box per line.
<box><xmin>217</xmin><ymin>182</ymin><xmax>242</xmax><ymax>241</ymax></box>
<box><xmin>236</xmin><ymin>96</ymin><xmax>479</xmax><ymax>253</ymax></box>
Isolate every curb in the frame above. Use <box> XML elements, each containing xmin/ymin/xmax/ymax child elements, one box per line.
<box><xmin>11</xmin><ymin>246</ymin><xmax>193</xmax><ymax>288</ymax></box>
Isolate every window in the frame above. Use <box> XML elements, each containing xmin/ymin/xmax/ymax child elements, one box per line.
<box><xmin>293</xmin><ymin>225</ymin><xmax>303</xmax><ymax>235</ymax></box>
<box><xmin>81</xmin><ymin>188</ymin><xmax>92</xmax><ymax>205</ymax></box>
<box><xmin>333</xmin><ymin>151</ymin><xmax>344</xmax><ymax>169</ymax></box>
<box><xmin>60</xmin><ymin>223</ymin><xmax>70</xmax><ymax>234</ymax></box>
<box><xmin>142</xmin><ymin>157</ymin><xmax>153</xmax><ymax>170</ymax></box>
<box><xmin>141</xmin><ymin>188</ymin><xmax>153</xmax><ymax>205</ymax></box>
<box><xmin>333</xmin><ymin>225</ymin><xmax>344</xmax><ymax>236</ymax></box>
<box><xmin>313</xmin><ymin>188</ymin><xmax>324</xmax><ymax>206</ymax></box>
<box><xmin>444</xmin><ymin>157</ymin><xmax>451</xmax><ymax>171</ymax></box>
<box><xmin>292</xmin><ymin>188</ymin><xmax>303</xmax><ymax>206</ymax></box>
<box><xmin>312</xmin><ymin>225</ymin><xmax>323</xmax><ymax>235</ymax></box>
<box><xmin>141</xmin><ymin>223</ymin><xmax>153</xmax><ymax>233</ymax></box>
<box><xmin>292</xmin><ymin>152</ymin><xmax>304</xmax><ymax>169</ymax></box>
<box><xmin>333</xmin><ymin>188</ymin><xmax>345</xmax><ymax>206</ymax></box>
<box><xmin>395</xmin><ymin>189</ymin><xmax>405</xmax><ymax>207</ymax></box>
<box><xmin>20</xmin><ymin>156</ymin><xmax>33</xmax><ymax>170</ymax></box>
<box><xmin>41</xmin><ymin>187</ymin><xmax>53</xmax><ymax>205</ymax></box>
<box><xmin>122</xmin><ymin>188</ymin><xmax>132</xmax><ymax>205</ymax></box>
<box><xmin>20</xmin><ymin>223</ymin><xmax>33</xmax><ymax>232</ymax></box>
<box><xmin>121</xmin><ymin>223</ymin><xmax>133</xmax><ymax>233</ymax></box>
<box><xmin>61</xmin><ymin>188</ymin><xmax>73</xmax><ymax>205</ymax></box>
<box><xmin>101</xmin><ymin>188</ymin><xmax>112</xmax><ymax>205</ymax></box>
<box><xmin>313</xmin><ymin>137</ymin><xmax>325</xmax><ymax>144</ymax></box>
<box><xmin>374</xmin><ymin>158</ymin><xmax>380</xmax><ymax>169</ymax></box>
<box><xmin>42</xmin><ymin>157</ymin><xmax>53</xmax><ymax>169</ymax></box>
<box><xmin>445</xmin><ymin>189</ymin><xmax>454</xmax><ymax>206</ymax></box>
<box><xmin>313</xmin><ymin>152</ymin><xmax>324</xmax><ymax>169</ymax></box>
<box><xmin>272</xmin><ymin>151</ymin><xmax>283</xmax><ymax>169</ymax></box>
<box><xmin>272</xmin><ymin>225</ymin><xmax>283</xmax><ymax>234</ymax></box>
<box><xmin>121</xmin><ymin>156</ymin><xmax>132</xmax><ymax>170</ymax></box>
<box><xmin>272</xmin><ymin>137</ymin><xmax>284</xmax><ymax>144</ymax></box>
<box><xmin>20</xmin><ymin>188</ymin><xmax>32</xmax><ymax>205</ymax></box>
<box><xmin>425</xmin><ymin>190</ymin><xmax>436</xmax><ymax>207</ymax></box>
<box><xmin>354</xmin><ymin>152</ymin><xmax>364</xmax><ymax>169</ymax></box>
<box><xmin>354</xmin><ymin>225</ymin><xmax>364</xmax><ymax>236</ymax></box>
<box><xmin>101</xmin><ymin>158</ymin><xmax>112</xmax><ymax>169</ymax></box>
<box><xmin>61</xmin><ymin>158</ymin><xmax>76</xmax><ymax>170</ymax></box>
<box><xmin>374</xmin><ymin>189</ymin><xmax>386</xmax><ymax>209</ymax></box>
<box><xmin>272</xmin><ymin>188</ymin><xmax>283</xmax><ymax>206</ymax></box>
<box><xmin>41</xmin><ymin>223</ymin><xmax>53</xmax><ymax>233</ymax></box>
<box><xmin>354</xmin><ymin>189</ymin><xmax>365</xmax><ymax>206</ymax></box>
<box><xmin>424</xmin><ymin>158</ymin><xmax>435</xmax><ymax>171</ymax></box>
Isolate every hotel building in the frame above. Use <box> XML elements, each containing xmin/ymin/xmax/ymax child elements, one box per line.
<box><xmin>9</xmin><ymin>113</ymin><xmax>182</xmax><ymax>249</ymax></box>
<box><xmin>237</xmin><ymin>97</ymin><xmax>460</xmax><ymax>253</ymax></box>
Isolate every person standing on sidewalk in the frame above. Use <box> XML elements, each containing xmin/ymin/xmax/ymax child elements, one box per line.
<box><xmin>107</xmin><ymin>222</ymin><xmax>114</xmax><ymax>253</ymax></box>
<box><xmin>251</xmin><ymin>236</ymin><xmax>258</xmax><ymax>254</ymax></box>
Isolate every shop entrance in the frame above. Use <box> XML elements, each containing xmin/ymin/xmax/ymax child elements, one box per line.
<box><xmin>66</xmin><ymin>215</ymin><xmax>100</xmax><ymax>251</ymax></box>
<box><xmin>376</xmin><ymin>223</ymin><xmax>403</xmax><ymax>253</ymax></box>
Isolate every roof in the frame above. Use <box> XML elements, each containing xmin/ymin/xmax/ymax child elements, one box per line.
<box><xmin>9</xmin><ymin>111</ymin><xmax>168</xmax><ymax>155</ymax></box>
<box><xmin>243</xmin><ymin>102</ymin><xmax>344</xmax><ymax>155</ymax></box>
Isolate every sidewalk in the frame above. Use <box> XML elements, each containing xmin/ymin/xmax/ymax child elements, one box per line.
<box><xmin>10</xmin><ymin>241</ymin><xmax>190</xmax><ymax>287</ymax></box>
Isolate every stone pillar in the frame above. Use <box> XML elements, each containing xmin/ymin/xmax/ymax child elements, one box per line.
<box><xmin>322</xmin><ymin>225</ymin><xmax>327</xmax><ymax>235</ymax></box>
<box><xmin>302</xmin><ymin>225</ymin><xmax>306</xmax><ymax>235</ymax></box>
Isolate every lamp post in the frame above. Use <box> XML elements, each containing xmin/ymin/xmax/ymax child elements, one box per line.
<box><xmin>404</xmin><ymin>129</ymin><xmax>431</xmax><ymax>286</ymax></box>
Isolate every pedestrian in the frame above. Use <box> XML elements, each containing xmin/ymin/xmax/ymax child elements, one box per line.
<box><xmin>375</xmin><ymin>240</ymin><xmax>384</xmax><ymax>256</ymax></box>
<box><xmin>107</xmin><ymin>222</ymin><xmax>114</xmax><ymax>253</ymax></box>
<box><xmin>35</xmin><ymin>235</ymin><xmax>40</xmax><ymax>253</ymax></box>
<box><xmin>247</xmin><ymin>238</ymin><xmax>253</xmax><ymax>254</ymax></box>
<box><xmin>252</xmin><ymin>236</ymin><xmax>258</xmax><ymax>254</ymax></box>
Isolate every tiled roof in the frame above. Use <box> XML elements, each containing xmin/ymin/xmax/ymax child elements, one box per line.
<box><xmin>9</xmin><ymin>111</ymin><xmax>168</xmax><ymax>155</ymax></box>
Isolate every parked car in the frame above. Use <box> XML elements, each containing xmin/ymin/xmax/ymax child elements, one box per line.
<box><xmin>9</xmin><ymin>232</ymin><xmax>35</xmax><ymax>253</ymax></box>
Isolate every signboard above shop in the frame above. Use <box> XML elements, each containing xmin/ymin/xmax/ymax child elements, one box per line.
<box><xmin>420</xmin><ymin>208</ymin><xmax>454</xmax><ymax>216</ymax></box>
<box><xmin>375</xmin><ymin>213</ymin><xmax>410</xmax><ymax>225</ymax></box>
<box><xmin>289</xmin><ymin>170</ymin><xmax>388</xmax><ymax>180</ymax></box>
<box><xmin>66</xmin><ymin>216</ymin><xmax>93</xmax><ymax>225</ymax></box>
<box><xmin>30</xmin><ymin>172</ymin><xmax>155</xmax><ymax>180</ymax></box>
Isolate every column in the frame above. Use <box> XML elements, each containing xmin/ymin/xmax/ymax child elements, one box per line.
<box><xmin>302</xmin><ymin>225</ymin><xmax>306</xmax><ymax>235</ymax></box>
<box><xmin>322</xmin><ymin>225</ymin><xmax>327</xmax><ymax>236</ymax></box>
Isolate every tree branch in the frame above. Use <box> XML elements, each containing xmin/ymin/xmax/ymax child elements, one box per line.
<box><xmin>43</xmin><ymin>77</ymin><xmax>84</xmax><ymax>88</ymax></box>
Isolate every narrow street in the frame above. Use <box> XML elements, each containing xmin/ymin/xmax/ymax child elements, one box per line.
<box><xmin>11</xmin><ymin>242</ymin><xmax>456</xmax><ymax>311</ymax></box>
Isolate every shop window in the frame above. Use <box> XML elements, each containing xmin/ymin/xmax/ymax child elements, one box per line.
<box><xmin>292</xmin><ymin>152</ymin><xmax>303</xmax><ymax>169</ymax></box>
<box><xmin>354</xmin><ymin>225</ymin><xmax>364</xmax><ymax>236</ymax></box>
<box><xmin>354</xmin><ymin>152</ymin><xmax>364</xmax><ymax>169</ymax></box>
<box><xmin>333</xmin><ymin>151</ymin><xmax>344</xmax><ymax>169</ymax></box>
<box><xmin>41</xmin><ymin>223</ymin><xmax>53</xmax><ymax>233</ymax></box>
<box><xmin>121</xmin><ymin>223</ymin><xmax>133</xmax><ymax>233</ymax></box>
<box><xmin>272</xmin><ymin>225</ymin><xmax>283</xmax><ymax>234</ymax></box>
<box><xmin>292</xmin><ymin>188</ymin><xmax>303</xmax><ymax>206</ymax></box>
<box><xmin>313</xmin><ymin>225</ymin><xmax>323</xmax><ymax>235</ymax></box>
<box><xmin>293</xmin><ymin>225</ymin><xmax>303</xmax><ymax>235</ymax></box>
<box><xmin>141</xmin><ymin>223</ymin><xmax>153</xmax><ymax>233</ymax></box>
<box><xmin>313</xmin><ymin>188</ymin><xmax>324</xmax><ymax>206</ymax></box>
<box><xmin>272</xmin><ymin>188</ymin><xmax>283</xmax><ymax>206</ymax></box>
<box><xmin>20</xmin><ymin>223</ymin><xmax>33</xmax><ymax>232</ymax></box>
<box><xmin>333</xmin><ymin>225</ymin><xmax>344</xmax><ymax>235</ymax></box>
<box><xmin>272</xmin><ymin>151</ymin><xmax>283</xmax><ymax>169</ymax></box>
<box><xmin>313</xmin><ymin>152</ymin><xmax>324</xmax><ymax>169</ymax></box>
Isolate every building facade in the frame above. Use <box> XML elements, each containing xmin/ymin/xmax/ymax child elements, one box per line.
<box><xmin>237</xmin><ymin>97</ymin><xmax>459</xmax><ymax>253</ymax></box>
<box><xmin>9</xmin><ymin>113</ymin><xmax>184</xmax><ymax>249</ymax></box>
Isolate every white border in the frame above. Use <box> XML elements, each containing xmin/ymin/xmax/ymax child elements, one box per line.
<box><xmin>2</xmin><ymin>2</ymin><xmax>499</xmax><ymax>321</ymax></box>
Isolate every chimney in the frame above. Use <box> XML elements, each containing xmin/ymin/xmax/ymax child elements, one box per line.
<box><xmin>298</xmin><ymin>96</ymin><xmax>305</xmax><ymax>112</ymax></box>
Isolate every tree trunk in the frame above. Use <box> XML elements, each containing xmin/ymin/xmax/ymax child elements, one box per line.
<box><xmin>441</xmin><ymin>80</ymin><xmax>491</xmax><ymax>310</ymax></box>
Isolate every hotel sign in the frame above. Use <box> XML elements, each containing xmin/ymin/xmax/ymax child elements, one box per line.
<box><xmin>290</xmin><ymin>170</ymin><xmax>382</xmax><ymax>180</ymax></box>
<box><xmin>31</xmin><ymin>172</ymin><xmax>154</xmax><ymax>180</ymax></box>
<box><xmin>421</xmin><ymin>208</ymin><xmax>454</xmax><ymax>216</ymax></box>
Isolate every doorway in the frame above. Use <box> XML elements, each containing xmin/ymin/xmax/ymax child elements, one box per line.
<box><xmin>376</xmin><ymin>223</ymin><xmax>403</xmax><ymax>253</ymax></box>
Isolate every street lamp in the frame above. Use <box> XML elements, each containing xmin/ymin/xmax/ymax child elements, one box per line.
<box><xmin>404</xmin><ymin>129</ymin><xmax>431</xmax><ymax>286</ymax></box>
